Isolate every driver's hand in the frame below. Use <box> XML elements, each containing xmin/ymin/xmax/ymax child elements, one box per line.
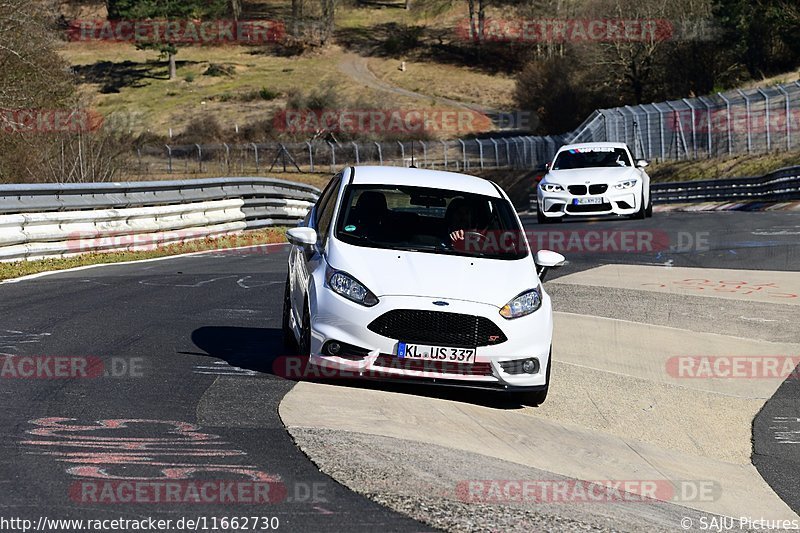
<box><xmin>450</xmin><ymin>229</ymin><xmax>465</xmax><ymax>242</ymax></box>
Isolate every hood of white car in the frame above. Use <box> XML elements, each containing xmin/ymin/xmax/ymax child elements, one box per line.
<box><xmin>325</xmin><ymin>240</ymin><xmax>538</xmax><ymax>308</ymax></box>
<box><xmin>544</xmin><ymin>167</ymin><xmax>640</xmax><ymax>185</ymax></box>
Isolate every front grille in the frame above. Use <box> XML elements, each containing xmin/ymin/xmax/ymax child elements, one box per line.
<box><xmin>566</xmin><ymin>202</ymin><xmax>612</xmax><ymax>213</ymax></box>
<box><xmin>568</xmin><ymin>185</ymin><xmax>587</xmax><ymax>195</ymax></box>
<box><xmin>374</xmin><ymin>354</ymin><xmax>494</xmax><ymax>376</ymax></box>
<box><xmin>367</xmin><ymin>310</ymin><xmax>507</xmax><ymax>347</ymax></box>
<box><xmin>589</xmin><ymin>184</ymin><xmax>608</xmax><ymax>195</ymax></box>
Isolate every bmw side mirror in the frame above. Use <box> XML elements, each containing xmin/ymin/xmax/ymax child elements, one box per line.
<box><xmin>636</xmin><ymin>159</ymin><xmax>649</xmax><ymax>168</ymax></box>
<box><xmin>287</xmin><ymin>227</ymin><xmax>318</xmax><ymax>247</ymax></box>
<box><xmin>534</xmin><ymin>250</ymin><xmax>566</xmax><ymax>281</ymax></box>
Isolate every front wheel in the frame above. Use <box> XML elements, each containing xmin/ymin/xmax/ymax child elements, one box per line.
<box><xmin>282</xmin><ymin>276</ymin><xmax>297</xmax><ymax>352</ymax></box>
<box><xmin>537</xmin><ymin>208</ymin><xmax>550</xmax><ymax>224</ymax></box>
<box><xmin>511</xmin><ymin>352</ymin><xmax>551</xmax><ymax>406</ymax></box>
<box><xmin>631</xmin><ymin>191</ymin><xmax>646</xmax><ymax>220</ymax></box>
<box><xmin>645</xmin><ymin>191</ymin><xmax>653</xmax><ymax>217</ymax></box>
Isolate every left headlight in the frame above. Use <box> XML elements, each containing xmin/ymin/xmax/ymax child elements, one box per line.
<box><xmin>326</xmin><ymin>266</ymin><xmax>379</xmax><ymax>307</ymax></box>
<box><xmin>614</xmin><ymin>179</ymin><xmax>638</xmax><ymax>190</ymax></box>
<box><xmin>499</xmin><ymin>287</ymin><xmax>542</xmax><ymax>319</ymax></box>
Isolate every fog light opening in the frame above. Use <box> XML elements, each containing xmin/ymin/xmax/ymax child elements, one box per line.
<box><xmin>325</xmin><ymin>341</ymin><xmax>341</xmax><ymax>356</ymax></box>
<box><xmin>523</xmin><ymin>358</ymin><xmax>539</xmax><ymax>374</ymax></box>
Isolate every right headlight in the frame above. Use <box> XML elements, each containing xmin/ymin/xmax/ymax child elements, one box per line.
<box><xmin>325</xmin><ymin>266</ymin><xmax>379</xmax><ymax>307</ymax></box>
<box><xmin>499</xmin><ymin>287</ymin><xmax>542</xmax><ymax>319</ymax></box>
<box><xmin>540</xmin><ymin>182</ymin><xmax>564</xmax><ymax>193</ymax></box>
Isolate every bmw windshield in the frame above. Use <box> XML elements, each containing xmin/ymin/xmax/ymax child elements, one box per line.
<box><xmin>553</xmin><ymin>147</ymin><xmax>632</xmax><ymax>169</ymax></box>
<box><xmin>334</xmin><ymin>185</ymin><xmax>529</xmax><ymax>260</ymax></box>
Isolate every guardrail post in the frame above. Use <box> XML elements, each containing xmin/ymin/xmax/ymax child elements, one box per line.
<box><xmin>165</xmin><ymin>145</ymin><xmax>173</xmax><ymax>173</ymax></box>
<box><xmin>777</xmin><ymin>84</ymin><xmax>791</xmax><ymax>150</ymax></box>
<box><xmin>476</xmin><ymin>139</ymin><xmax>484</xmax><ymax>169</ymax></box>
<box><xmin>736</xmin><ymin>89</ymin><xmax>753</xmax><ymax>154</ymax></box>
<box><xmin>757</xmin><ymin>88</ymin><xmax>771</xmax><ymax>151</ymax></box>
<box><xmin>306</xmin><ymin>142</ymin><xmax>314</xmax><ymax>172</ymax></box>
<box><xmin>374</xmin><ymin>142</ymin><xmax>383</xmax><ymax>165</ymax></box>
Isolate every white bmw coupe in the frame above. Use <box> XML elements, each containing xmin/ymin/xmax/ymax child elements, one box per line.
<box><xmin>283</xmin><ymin>166</ymin><xmax>565</xmax><ymax>405</ymax></box>
<box><xmin>537</xmin><ymin>142</ymin><xmax>653</xmax><ymax>223</ymax></box>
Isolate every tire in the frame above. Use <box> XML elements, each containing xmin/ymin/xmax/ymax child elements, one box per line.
<box><xmin>282</xmin><ymin>276</ymin><xmax>297</xmax><ymax>352</ymax></box>
<box><xmin>645</xmin><ymin>191</ymin><xmax>653</xmax><ymax>218</ymax></box>
<box><xmin>631</xmin><ymin>191</ymin><xmax>646</xmax><ymax>220</ymax></box>
<box><xmin>511</xmin><ymin>351</ymin><xmax>551</xmax><ymax>406</ymax></box>
<box><xmin>537</xmin><ymin>208</ymin><xmax>550</xmax><ymax>224</ymax></box>
<box><xmin>298</xmin><ymin>299</ymin><xmax>312</xmax><ymax>357</ymax></box>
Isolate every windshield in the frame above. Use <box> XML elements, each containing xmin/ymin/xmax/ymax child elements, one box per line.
<box><xmin>552</xmin><ymin>147</ymin><xmax>632</xmax><ymax>170</ymax></box>
<box><xmin>334</xmin><ymin>185</ymin><xmax>528</xmax><ymax>260</ymax></box>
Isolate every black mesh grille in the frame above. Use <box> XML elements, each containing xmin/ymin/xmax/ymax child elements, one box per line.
<box><xmin>368</xmin><ymin>310</ymin><xmax>507</xmax><ymax>347</ymax></box>
<box><xmin>566</xmin><ymin>202</ymin><xmax>613</xmax><ymax>213</ymax></box>
<box><xmin>589</xmin><ymin>184</ymin><xmax>608</xmax><ymax>195</ymax></box>
<box><xmin>568</xmin><ymin>185</ymin><xmax>587</xmax><ymax>195</ymax></box>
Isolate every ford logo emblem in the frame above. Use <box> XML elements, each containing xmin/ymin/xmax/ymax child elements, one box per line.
<box><xmin>432</xmin><ymin>301</ymin><xmax>449</xmax><ymax>306</ymax></box>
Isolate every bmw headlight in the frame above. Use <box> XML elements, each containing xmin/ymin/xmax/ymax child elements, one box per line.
<box><xmin>500</xmin><ymin>287</ymin><xmax>542</xmax><ymax>319</ymax></box>
<box><xmin>326</xmin><ymin>267</ymin><xmax>378</xmax><ymax>307</ymax></box>
<box><xmin>540</xmin><ymin>182</ymin><xmax>564</xmax><ymax>193</ymax></box>
<box><xmin>614</xmin><ymin>179</ymin><xmax>638</xmax><ymax>190</ymax></box>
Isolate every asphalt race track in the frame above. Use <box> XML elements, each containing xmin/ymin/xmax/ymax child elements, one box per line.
<box><xmin>1</xmin><ymin>210</ymin><xmax>798</xmax><ymax>532</ymax></box>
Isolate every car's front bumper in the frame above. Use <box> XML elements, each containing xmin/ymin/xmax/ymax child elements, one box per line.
<box><xmin>538</xmin><ymin>185</ymin><xmax>641</xmax><ymax>218</ymax></box>
<box><xmin>306</xmin><ymin>290</ymin><xmax>553</xmax><ymax>389</ymax></box>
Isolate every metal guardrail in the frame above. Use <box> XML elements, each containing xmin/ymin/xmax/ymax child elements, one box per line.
<box><xmin>0</xmin><ymin>177</ymin><xmax>319</xmax><ymax>261</ymax></box>
<box><xmin>528</xmin><ymin>166</ymin><xmax>800</xmax><ymax>211</ymax></box>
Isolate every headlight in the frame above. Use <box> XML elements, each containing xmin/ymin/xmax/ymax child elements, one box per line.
<box><xmin>326</xmin><ymin>266</ymin><xmax>378</xmax><ymax>307</ymax></box>
<box><xmin>614</xmin><ymin>179</ymin><xmax>638</xmax><ymax>189</ymax></box>
<box><xmin>540</xmin><ymin>182</ymin><xmax>564</xmax><ymax>193</ymax></box>
<box><xmin>499</xmin><ymin>287</ymin><xmax>542</xmax><ymax>319</ymax></box>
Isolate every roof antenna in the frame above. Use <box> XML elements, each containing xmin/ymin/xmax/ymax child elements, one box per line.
<box><xmin>410</xmin><ymin>141</ymin><xmax>417</xmax><ymax>168</ymax></box>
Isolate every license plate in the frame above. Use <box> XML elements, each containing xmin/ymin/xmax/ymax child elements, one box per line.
<box><xmin>397</xmin><ymin>342</ymin><xmax>476</xmax><ymax>364</ymax></box>
<box><xmin>574</xmin><ymin>197</ymin><xmax>603</xmax><ymax>205</ymax></box>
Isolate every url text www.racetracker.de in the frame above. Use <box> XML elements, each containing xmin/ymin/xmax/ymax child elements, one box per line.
<box><xmin>0</xmin><ymin>516</ymin><xmax>281</xmax><ymax>532</ymax></box>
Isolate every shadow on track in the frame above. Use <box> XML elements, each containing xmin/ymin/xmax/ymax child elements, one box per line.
<box><xmin>188</xmin><ymin>325</ymin><xmax>526</xmax><ymax>410</ymax></box>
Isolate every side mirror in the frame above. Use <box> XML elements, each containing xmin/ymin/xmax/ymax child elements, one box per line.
<box><xmin>286</xmin><ymin>227</ymin><xmax>318</xmax><ymax>247</ymax></box>
<box><xmin>534</xmin><ymin>250</ymin><xmax>566</xmax><ymax>281</ymax></box>
<box><xmin>636</xmin><ymin>159</ymin><xmax>649</xmax><ymax>168</ymax></box>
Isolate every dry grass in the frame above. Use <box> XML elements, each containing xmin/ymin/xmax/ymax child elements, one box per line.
<box><xmin>0</xmin><ymin>227</ymin><xmax>288</xmax><ymax>281</ymax></box>
<box><xmin>648</xmin><ymin>150</ymin><xmax>800</xmax><ymax>182</ymax></box>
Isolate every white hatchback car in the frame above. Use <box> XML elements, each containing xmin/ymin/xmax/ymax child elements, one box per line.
<box><xmin>283</xmin><ymin>166</ymin><xmax>565</xmax><ymax>405</ymax></box>
<box><xmin>537</xmin><ymin>142</ymin><xmax>652</xmax><ymax>223</ymax></box>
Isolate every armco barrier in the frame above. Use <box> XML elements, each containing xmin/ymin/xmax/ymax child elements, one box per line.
<box><xmin>0</xmin><ymin>177</ymin><xmax>319</xmax><ymax>261</ymax></box>
<box><xmin>528</xmin><ymin>166</ymin><xmax>800</xmax><ymax>211</ymax></box>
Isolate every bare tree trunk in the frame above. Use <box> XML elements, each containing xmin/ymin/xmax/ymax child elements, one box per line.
<box><xmin>477</xmin><ymin>0</ymin><xmax>486</xmax><ymax>42</ymax></box>
<box><xmin>168</xmin><ymin>52</ymin><xmax>177</xmax><ymax>80</ymax></box>
<box><xmin>230</xmin><ymin>0</ymin><xmax>242</xmax><ymax>20</ymax></box>
<box><xmin>468</xmin><ymin>0</ymin><xmax>476</xmax><ymax>41</ymax></box>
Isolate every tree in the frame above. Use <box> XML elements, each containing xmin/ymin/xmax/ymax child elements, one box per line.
<box><xmin>106</xmin><ymin>0</ymin><xmax>228</xmax><ymax>80</ymax></box>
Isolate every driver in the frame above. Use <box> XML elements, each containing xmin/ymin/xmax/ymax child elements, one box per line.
<box><xmin>445</xmin><ymin>197</ymin><xmax>491</xmax><ymax>244</ymax></box>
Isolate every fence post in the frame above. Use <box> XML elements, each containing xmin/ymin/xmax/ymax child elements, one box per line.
<box><xmin>476</xmin><ymin>139</ymin><xmax>484</xmax><ymax>169</ymax></box>
<box><xmin>397</xmin><ymin>141</ymin><xmax>405</xmax><ymax>165</ymax></box>
<box><xmin>736</xmin><ymin>89</ymin><xmax>753</xmax><ymax>154</ymax></box>
<box><xmin>503</xmin><ymin>138</ymin><xmax>511</xmax><ymax>167</ymax></box>
<box><xmin>351</xmin><ymin>141</ymin><xmax>360</xmax><ymax>164</ymax></box>
<box><xmin>195</xmin><ymin>144</ymin><xmax>202</xmax><ymax>172</ymax></box>
<box><xmin>757</xmin><ymin>88</ymin><xmax>771</xmax><ymax>151</ymax></box>
<box><xmin>374</xmin><ymin>141</ymin><xmax>383</xmax><ymax>165</ymax></box>
<box><xmin>657</xmin><ymin>105</ymin><xmax>666</xmax><ymax>160</ymax></box>
<box><xmin>328</xmin><ymin>142</ymin><xmax>336</xmax><ymax>171</ymax></box>
<box><xmin>420</xmin><ymin>141</ymin><xmax>427</xmax><ymax>167</ymax></box>
<box><xmin>638</xmin><ymin>106</ymin><xmax>652</xmax><ymax>160</ymax></box>
<box><xmin>777</xmin><ymin>84</ymin><xmax>791</xmax><ymax>150</ymax></box>
<box><xmin>441</xmin><ymin>140</ymin><xmax>448</xmax><ymax>169</ymax></box>
<box><xmin>682</xmin><ymin>98</ymin><xmax>698</xmax><ymax>158</ymax></box>
<box><xmin>306</xmin><ymin>142</ymin><xmax>314</xmax><ymax>172</ymax></box>
<box><xmin>164</xmin><ymin>145</ymin><xmax>173</xmax><ymax>173</ymax></box>
<box><xmin>251</xmin><ymin>143</ymin><xmax>259</xmax><ymax>172</ymax></box>
<box><xmin>490</xmin><ymin>138</ymin><xmax>499</xmax><ymax>168</ymax></box>
<box><xmin>458</xmin><ymin>139</ymin><xmax>467</xmax><ymax>170</ymax></box>
<box><xmin>699</xmin><ymin>97</ymin><xmax>714</xmax><ymax>157</ymax></box>
<box><xmin>617</xmin><ymin>109</ymin><xmax>628</xmax><ymax>145</ymax></box>
<box><xmin>223</xmin><ymin>143</ymin><xmax>230</xmax><ymax>173</ymax></box>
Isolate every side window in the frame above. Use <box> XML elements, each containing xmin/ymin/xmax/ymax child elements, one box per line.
<box><xmin>314</xmin><ymin>173</ymin><xmax>342</xmax><ymax>247</ymax></box>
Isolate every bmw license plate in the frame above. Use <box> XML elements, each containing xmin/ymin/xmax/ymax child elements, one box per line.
<box><xmin>574</xmin><ymin>197</ymin><xmax>603</xmax><ymax>205</ymax></box>
<box><xmin>398</xmin><ymin>342</ymin><xmax>475</xmax><ymax>364</ymax></box>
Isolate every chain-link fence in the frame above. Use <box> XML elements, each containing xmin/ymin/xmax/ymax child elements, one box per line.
<box><xmin>569</xmin><ymin>81</ymin><xmax>800</xmax><ymax>160</ymax></box>
<box><xmin>132</xmin><ymin>81</ymin><xmax>800</xmax><ymax>175</ymax></box>
<box><xmin>132</xmin><ymin>135</ymin><xmax>566</xmax><ymax>176</ymax></box>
